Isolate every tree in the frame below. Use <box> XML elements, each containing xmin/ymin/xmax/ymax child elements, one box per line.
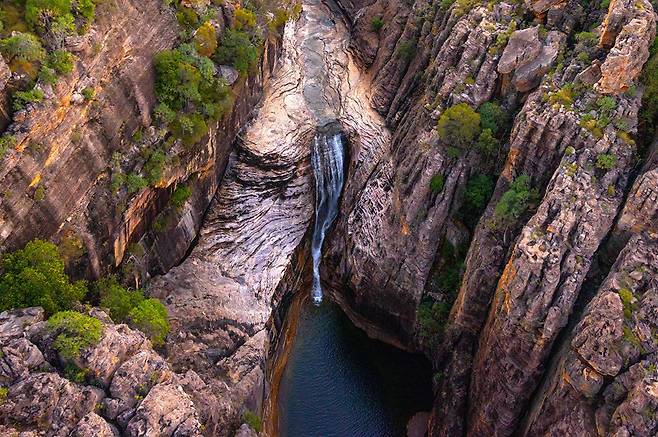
<box><xmin>464</xmin><ymin>174</ymin><xmax>493</xmax><ymax>212</ymax></box>
<box><xmin>475</xmin><ymin>128</ymin><xmax>500</xmax><ymax>156</ymax></box>
<box><xmin>96</xmin><ymin>276</ymin><xmax>144</xmax><ymax>322</ymax></box>
<box><xmin>48</xmin><ymin>311</ymin><xmax>102</xmax><ymax>360</ymax></box>
<box><xmin>494</xmin><ymin>175</ymin><xmax>539</xmax><ymax>223</ymax></box>
<box><xmin>128</xmin><ymin>299</ymin><xmax>170</xmax><ymax>346</ymax></box>
<box><xmin>478</xmin><ymin>102</ymin><xmax>508</xmax><ymax>136</ymax></box>
<box><xmin>437</xmin><ymin>103</ymin><xmax>481</xmax><ymax>149</ymax></box>
<box><xmin>194</xmin><ymin>21</ymin><xmax>217</xmax><ymax>57</ymax></box>
<box><xmin>215</xmin><ymin>29</ymin><xmax>258</xmax><ymax>75</ymax></box>
<box><xmin>0</xmin><ymin>32</ymin><xmax>46</xmax><ymax>63</ymax></box>
<box><xmin>0</xmin><ymin>240</ymin><xmax>87</xmax><ymax>315</ymax></box>
<box><xmin>234</xmin><ymin>7</ymin><xmax>256</xmax><ymax>31</ymax></box>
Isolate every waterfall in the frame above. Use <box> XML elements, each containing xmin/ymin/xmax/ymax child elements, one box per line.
<box><xmin>310</xmin><ymin>132</ymin><xmax>345</xmax><ymax>305</ymax></box>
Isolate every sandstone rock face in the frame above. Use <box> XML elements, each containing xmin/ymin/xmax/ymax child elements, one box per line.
<box><xmin>597</xmin><ymin>0</ymin><xmax>656</xmax><ymax>94</ymax></box>
<box><xmin>0</xmin><ymin>308</ymin><xmax>201</xmax><ymax>436</ymax></box>
<box><xmin>148</xmin><ymin>0</ymin><xmax>388</xmax><ymax>433</ymax></box>
<box><xmin>524</xmin><ymin>234</ymin><xmax>658</xmax><ymax>436</ymax></box>
<box><xmin>0</xmin><ymin>0</ymin><xmax>282</xmax><ymax>284</ymax></box>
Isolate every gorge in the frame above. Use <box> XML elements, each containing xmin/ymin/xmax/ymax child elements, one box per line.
<box><xmin>1</xmin><ymin>0</ymin><xmax>658</xmax><ymax>434</ymax></box>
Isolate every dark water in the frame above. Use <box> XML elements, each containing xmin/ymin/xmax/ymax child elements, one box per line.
<box><xmin>278</xmin><ymin>300</ymin><xmax>433</xmax><ymax>437</ymax></box>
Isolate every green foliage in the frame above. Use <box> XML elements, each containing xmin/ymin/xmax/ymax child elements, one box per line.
<box><xmin>215</xmin><ymin>29</ymin><xmax>258</xmax><ymax>75</ymax></box>
<box><xmin>595</xmin><ymin>153</ymin><xmax>617</xmax><ymax>170</ymax></box>
<box><xmin>453</xmin><ymin>0</ymin><xmax>480</xmax><ymax>16</ymax></box>
<box><xmin>128</xmin><ymin>299</ymin><xmax>170</xmax><ymax>347</ymax></box>
<box><xmin>494</xmin><ymin>175</ymin><xmax>539</xmax><ymax>223</ymax></box>
<box><xmin>371</xmin><ymin>16</ymin><xmax>384</xmax><ymax>33</ymax></box>
<box><xmin>25</xmin><ymin>0</ymin><xmax>95</xmax><ymax>33</ymax></box>
<box><xmin>440</xmin><ymin>0</ymin><xmax>456</xmax><ymax>9</ymax></box>
<box><xmin>397</xmin><ymin>39</ymin><xmax>416</xmax><ymax>61</ymax></box>
<box><xmin>0</xmin><ymin>134</ymin><xmax>17</xmax><ymax>157</ymax></box>
<box><xmin>154</xmin><ymin>103</ymin><xmax>176</xmax><ymax>125</ymax></box>
<box><xmin>478</xmin><ymin>102</ymin><xmax>508</xmax><ymax>137</ymax></box>
<box><xmin>81</xmin><ymin>86</ymin><xmax>95</xmax><ymax>100</ymax></box>
<box><xmin>0</xmin><ymin>386</ymin><xmax>7</xmax><ymax>404</ymax></box>
<box><xmin>48</xmin><ymin>311</ymin><xmax>102</xmax><ymax>360</ymax></box>
<box><xmin>464</xmin><ymin>174</ymin><xmax>493</xmax><ymax>212</ymax></box>
<box><xmin>234</xmin><ymin>7</ymin><xmax>257</xmax><ymax>31</ymax></box>
<box><xmin>417</xmin><ymin>299</ymin><xmax>451</xmax><ymax>342</ymax></box>
<box><xmin>171</xmin><ymin>184</ymin><xmax>192</xmax><ymax>207</ymax></box>
<box><xmin>12</xmin><ymin>87</ymin><xmax>44</xmax><ymax>111</ymax></box>
<box><xmin>96</xmin><ymin>276</ymin><xmax>145</xmax><ymax>322</ymax></box>
<box><xmin>0</xmin><ymin>31</ymin><xmax>45</xmax><ymax>63</ymax></box>
<box><xmin>144</xmin><ymin>148</ymin><xmax>166</xmax><ymax>185</ymax></box>
<box><xmin>548</xmin><ymin>83</ymin><xmax>575</xmax><ymax>107</ymax></box>
<box><xmin>0</xmin><ymin>240</ymin><xmax>87</xmax><ymax>315</ymax></box>
<box><xmin>618</xmin><ymin>287</ymin><xmax>635</xmax><ymax>319</ymax></box>
<box><xmin>33</xmin><ymin>185</ymin><xmax>46</xmax><ymax>201</ymax></box>
<box><xmin>170</xmin><ymin>113</ymin><xmax>209</xmax><ymax>147</ymax></box>
<box><xmin>194</xmin><ymin>21</ymin><xmax>217</xmax><ymax>57</ymax></box>
<box><xmin>45</xmin><ymin>49</ymin><xmax>74</xmax><ymax>74</ymax></box>
<box><xmin>242</xmin><ymin>410</ymin><xmax>262</xmax><ymax>433</ymax></box>
<box><xmin>476</xmin><ymin>128</ymin><xmax>499</xmax><ymax>156</ymax></box>
<box><xmin>110</xmin><ymin>172</ymin><xmax>125</xmax><ymax>194</ymax></box>
<box><xmin>429</xmin><ymin>174</ymin><xmax>445</xmax><ymax>193</ymax></box>
<box><xmin>596</xmin><ymin>96</ymin><xmax>616</xmax><ymax>117</ymax></box>
<box><xmin>63</xmin><ymin>363</ymin><xmax>88</xmax><ymax>382</ymax></box>
<box><xmin>437</xmin><ymin>103</ymin><xmax>481</xmax><ymax>149</ymax></box>
<box><xmin>126</xmin><ymin>173</ymin><xmax>147</xmax><ymax>193</ymax></box>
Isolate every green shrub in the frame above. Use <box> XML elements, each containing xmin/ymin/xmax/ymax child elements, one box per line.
<box><xmin>464</xmin><ymin>174</ymin><xmax>493</xmax><ymax>212</ymax></box>
<box><xmin>417</xmin><ymin>299</ymin><xmax>451</xmax><ymax>341</ymax></box>
<box><xmin>81</xmin><ymin>86</ymin><xmax>95</xmax><ymax>100</ymax></box>
<box><xmin>397</xmin><ymin>39</ymin><xmax>416</xmax><ymax>61</ymax></box>
<box><xmin>48</xmin><ymin>311</ymin><xmax>102</xmax><ymax>359</ymax></box>
<box><xmin>25</xmin><ymin>0</ymin><xmax>95</xmax><ymax>33</ymax></box>
<box><xmin>12</xmin><ymin>87</ymin><xmax>44</xmax><ymax>111</ymax></box>
<box><xmin>440</xmin><ymin>0</ymin><xmax>456</xmax><ymax>9</ymax></box>
<box><xmin>0</xmin><ymin>134</ymin><xmax>17</xmax><ymax>157</ymax></box>
<box><xmin>0</xmin><ymin>386</ymin><xmax>7</xmax><ymax>404</ymax></box>
<box><xmin>595</xmin><ymin>153</ymin><xmax>617</xmax><ymax>170</ymax></box>
<box><xmin>170</xmin><ymin>113</ymin><xmax>209</xmax><ymax>147</ymax></box>
<box><xmin>38</xmin><ymin>65</ymin><xmax>58</xmax><ymax>84</ymax></box>
<box><xmin>215</xmin><ymin>29</ymin><xmax>258</xmax><ymax>75</ymax></box>
<box><xmin>128</xmin><ymin>299</ymin><xmax>170</xmax><ymax>347</ymax></box>
<box><xmin>476</xmin><ymin>128</ymin><xmax>499</xmax><ymax>156</ymax></box>
<box><xmin>371</xmin><ymin>16</ymin><xmax>384</xmax><ymax>33</ymax></box>
<box><xmin>234</xmin><ymin>7</ymin><xmax>256</xmax><ymax>31</ymax></box>
<box><xmin>478</xmin><ymin>102</ymin><xmax>508</xmax><ymax>137</ymax></box>
<box><xmin>126</xmin><ymin>173</ymin><xmax>147</xmax><ymax>193</ymax></box>
<box><xmin>110</xmin><ymin>172</ymin><xmax>125</xmax><ymax>193</ymax></box>
<box><xmin>144</xmin><ymin>149</ymin><xmax>166</xmax><ymax>186</ymax></box>
<box><xmin>618</xmin><ymin>287</ymin><xmax>635</xmax><ymax>319</ymax></box>
<box><xmin>494</xmin><ymin>175</ymin><xmax>539</xmax><ymax>223</ymax></box>
<box><xmin>33</xmin><ymin>185</ymin><xmax>46</xmax><ymax>201</ymax></box>
<box><xmin>96</xmin><ymin>276</ymin><xmax>145</xmax><ymax>322</ymax></box>
<box><xmin>0</xmin><ymin>240</ymin><xmax>87</xmax><ymax>315</ymax></box>
<box><xmin>242</xmin><ymin>410</ymin><xmax>262</xmax><ymax>433</ymax></box>
<box><xmin>171</xmin><ymin>184</ymin><xmax>192</xmax><ymax>207</ymax></box>
<box><xmin>45</xmin><ymin>49</ymin><xmax>74</xmax><ymax>74</ymax></box>
<box><xmin>154</xmin><ymin>103</ymin><xmax>176</xmax><ymax>125</ymax></box>
<box><xmin>429</xmin><ymin>174</ymin><xmax>445</xmax><ymax>193</ymax></box>
<box><xmin>194</xmin><ymin>21</ymin><xmax>217</xmax><ymax>57</ymax></box>
<box><xmin>454</xmin><ymin>0</ymin><xmax>480</xmax><ymax>16</ymax></box>
<box><xmin>0</xmin><ymin>31</ymin><xmax>45</xmax><ymax>63</ymax></box>
<box><xmin>437</xmin><ymin>103</ymin><xmax>481</xmax><ymax>149</ymax></box>
<box><xmin>640</xmin><ymin>37</ymin><xmax>658</xmax><ymax>149</ymax></box>
<box><xmin>548</xmin><ymin>84</ymin><xmax>575</xmax><ymax>107</ymax></box>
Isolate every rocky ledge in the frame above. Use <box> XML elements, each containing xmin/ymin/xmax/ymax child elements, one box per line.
<box><xmin>0</xmin><ymin>307</ymin><xmax>202</xmax><ymax>436</ymax></box>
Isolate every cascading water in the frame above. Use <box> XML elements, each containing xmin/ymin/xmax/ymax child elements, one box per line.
<box><xmin>310</xmin><ymin>131</ymin><xmax>345</xmax><ymax>305</ymax></box>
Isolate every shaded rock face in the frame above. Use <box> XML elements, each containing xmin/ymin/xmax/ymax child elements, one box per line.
<box><xmin>147</xmin><ymin>0</ymin><xmax>388</xmax><ymax>433</ymax></box>
<box><xmin>0</xmin><ymin>308</ymin><xmax>201</xmax><ymax>437</ymax></box>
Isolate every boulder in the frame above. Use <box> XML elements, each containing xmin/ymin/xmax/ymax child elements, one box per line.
<box><xmin>71</xmin><ymin>413</ymin><xmax>120</xmax><ymax>437</ymax></box>
<box><xmin>0</xmin><ymin>307</ymin><xmax>44</xmax><ymax>342</ymax></box>
<box><xmin>125</xmin><ymin>382</ymin><xmax>201</xmax><ymax>437</ymax></box>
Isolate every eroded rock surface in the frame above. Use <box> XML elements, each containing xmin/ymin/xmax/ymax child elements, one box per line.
<box><xmin>0</xmin><ymin>307</ymin><xmax>200</xmax><ymax>437</ymax></box>
<box><xmin>148</xmin><ymin>0</ymin><xmax>388</xmax><ymax>433</ymax></box>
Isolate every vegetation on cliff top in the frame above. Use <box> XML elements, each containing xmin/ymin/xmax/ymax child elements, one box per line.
<box><xmin>47</xmin><ymin>310</ymin><xmax>103</xmax><ymax>360</ymax></box>
<box><xmin>0</xmin><ymin>239</ymin><xmax>170</xmax><ymax>347</ymax></box>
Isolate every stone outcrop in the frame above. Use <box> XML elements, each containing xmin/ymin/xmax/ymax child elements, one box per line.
<box><xmin>0</xmin><ymin>307</ymin><xmax>201</xmax><ymax>436</ymax></box>
<box><xmin>597</xmin><ymin>0</ymin><xmax>655</xmax><ymax>94</ymax></box>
